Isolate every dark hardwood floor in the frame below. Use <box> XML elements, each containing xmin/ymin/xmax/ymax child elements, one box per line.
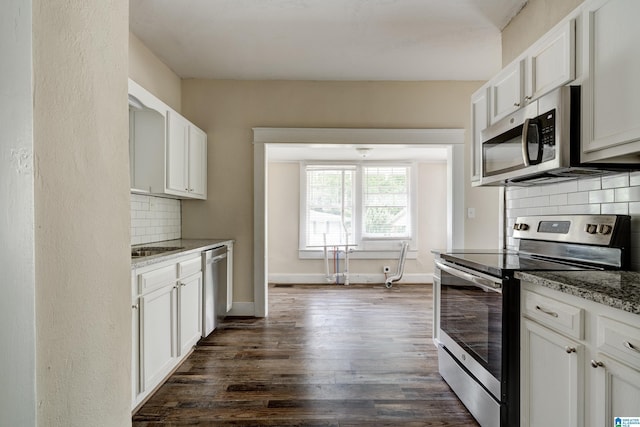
<box><xmin>132</xmin><ymin>283</ymin><xmax>478</xmax><ymax>426</ymax></box>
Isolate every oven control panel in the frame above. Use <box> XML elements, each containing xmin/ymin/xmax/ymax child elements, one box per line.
<box><xmin>512</xmin><ymin>215</ymin><xmax>629</xmax><ymax>247</ymax></box>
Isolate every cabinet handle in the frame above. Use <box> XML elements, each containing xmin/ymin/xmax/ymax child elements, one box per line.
<box><xmin>624</xmin><ymin>341</ymin><xmax>640</xmax><ymax>353</ymax></box>
<box><xmin>591</xmin><ymin>360</ymin><xmax>604</xmax><ymax>368</ymax></box>
<box><xmin>535</xmin><ymin>305</ymin><xmax>559</xmax><ymax>318</ymax></box>
<box><xmin>565</xmin><ymin>346</ymin><xmax>576</xmax><ymax>354</ymax></box>
<box><xmin>132</xmin><ymin>303</ymin><xmax>139</xmax><ymax>310</ymax></box>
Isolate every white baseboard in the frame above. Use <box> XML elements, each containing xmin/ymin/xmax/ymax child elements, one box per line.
<box><xmin>268</xmin><ymin>273</ymin><xmax>434</xmax><ymax>284</ymax></box>
<box><xmin>225</xmin><ymin>302</ymin><xmax>255</xmax><ymax>317</ymax></box>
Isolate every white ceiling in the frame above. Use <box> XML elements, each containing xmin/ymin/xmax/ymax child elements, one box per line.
<box><xmin>130</xmin><ymin>0</ymin><xmax>527</xmax><ymax>81</ymax></box>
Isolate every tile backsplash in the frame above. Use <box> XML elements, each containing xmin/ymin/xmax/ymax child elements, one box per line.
<box><xmin>505</xmin><ymin>171</ymin><xmax>640</xmax><ymax>271</ymax></box>
<box><xmin>130</xmin><ymin>193</ymin><xmax>181</xmax><ymax>245</ymax></box>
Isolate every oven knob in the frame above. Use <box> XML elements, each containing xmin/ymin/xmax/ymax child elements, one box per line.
<box><xmin>585</xmin><ymin>224</ymin><xmax>598</xmax><ymax>234</ymax></box>
<box><xmin>513</xmin><ymin>223</ymin><xmax>520</xmax><ymax>230</ymax></box>
<box><xmin>598</xmin><ymin>224</ymin><xmax>612</xmax><ymax>235</ymax></box>
<box><xmin>519</xmin><ymin>223</ymin><xmax>529</xmax><ymax>231</ymax></box>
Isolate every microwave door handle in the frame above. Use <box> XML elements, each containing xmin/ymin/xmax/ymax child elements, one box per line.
<box><xmin>521</xmin><ymin>118</ymin><xmax>532</xmax><ymax>166</ymax></box>
<box><xmin>435</xmin><ymin>261</ymin><xmax>502</xmax><ymax>293</ymax></box>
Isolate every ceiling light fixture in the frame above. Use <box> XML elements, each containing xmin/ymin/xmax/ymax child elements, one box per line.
<box><xmin>356</xmin><ymin>147</ymin><xmax>372</xmax><ymax>158</ymax></box>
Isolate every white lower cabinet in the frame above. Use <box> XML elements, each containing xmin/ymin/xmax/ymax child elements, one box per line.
<box><xmin>141</xmin><ymin>283</ymin><xmax>177</xmax><ymax>392</ymax></box>
<box><xmin>178</xmin><ymin>271</ymin><xmax>202</xmax><ymax>356</ymax></box>
<box><xmin>521</xmin><ymin>318</ymin><xmax>584</xmax><ymax>427</ymax></box>
<box><xmin>521</xmin><ymin>282</ymin><xmax>640</xmax><ymax>427</ymax></box>
<box><xmin>132</xmin><ymin>254</ymin><xmax>203</xmax><ymax>410</ymax></box>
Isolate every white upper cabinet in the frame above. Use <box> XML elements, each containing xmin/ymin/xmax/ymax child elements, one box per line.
<box><xmin>527</xmin><ymin>19</ymin><xmax>576</xmax><ymax>102</ymax></box>
<box><xmin>166</xmin><ymin>111</ymin><xmax>207</xmax><ymax>199</ymax></box>
<box><xmin>470</xmin><ymin>84</ymin><xmax>490</xmax><ymax>184</ymax></box>
<box><xmin>580</xmin><ymin>0</ymin><xmax>640</xmax><ymax>163</ymax></box>
<box><xmin>129</xmin><ymin>79</ymin><xmax>208</xmax><ymax>200</ymax></box>
<box><xmin>489</xmin><ymin>19</ymin><xmax>576</xmax><ymax>126</ymax></box>
<box><xmin>490</xmin><ymin>59</ymin><xmax>525</xmax><ymax>124</ymax></box>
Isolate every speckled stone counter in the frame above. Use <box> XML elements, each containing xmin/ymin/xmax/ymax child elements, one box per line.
<box><xmin>515</xmin><ymin>270</ymin><xmax>640</xmax><ymax>315</ymax></box>
<box><xmin>131</xmin><ymin>238</ymin><xmax>233</xmax><ymax>269</ymax></box>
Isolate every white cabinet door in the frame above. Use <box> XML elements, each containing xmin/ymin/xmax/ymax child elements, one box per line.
<box><xmin>527</xmin><ymin>19</ymin><xmax>575</xmax><ymax>101</ymax></box>
<box><xmin>470</xmin><ymin>85</ymin><xmax>489</xmax><ymax>183</ymax></box>
<box><xmin>490</xmin><ymin>59</ymin><xmax>524</xmax><ymax>124</ymax></box>
<box><xmin>166</xmin><ymin>111</ymin><xmax>190</xmax><ymax>196</ymax></box>
<box><xmin>140</xmin><ymin>284</ymin><xmax>177</xmax><ymax>393</ymax></box>
<box><xmin>188</xmin><ymin>125</ymin><xmax>207</xmax><ymax>199</ymax></box>
<box><xmin>591</xmin><ymin>354</ymin><xmax>640</xmax><ymax>425</ymax></box>
<box><xmin>178</xmin><ymin>272</ymin><xmax>203</xmax><ymax>356</ymax></box>
<box><xmin>521</xmin><ymin>318</ymin><xmax>584</xmax><ymax>427</ymax></box>
<box><xmin>581</xmin><ymin>0</ymin><xmax>640</xmax><ymax>162</ymax></box>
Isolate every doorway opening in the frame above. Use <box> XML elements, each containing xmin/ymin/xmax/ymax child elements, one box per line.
<box><xmin>254</xmin><ymin>128</ymin><xmax>465</xmax><ymax>317</ymax></box>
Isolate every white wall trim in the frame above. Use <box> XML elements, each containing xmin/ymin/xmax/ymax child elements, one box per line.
<box><xmin>254</xmin><ymin>127</ymin><xmax>465</xmax><ymax>145</ymax></box>
<box><xmin>253</xmin><ymin>127</ymin><xmax>464</xmax><ymax>319</ymax></box>
<box><xmin>268</xmin><ymin>273</ymin><xmax>434</xmax><ymax>285</ymax></box>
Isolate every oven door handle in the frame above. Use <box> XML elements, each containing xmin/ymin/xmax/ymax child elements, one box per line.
<box><xmin>435</xmin><ymin>260</ymin><xmax>502</xmax><ymax>293</ymax></box>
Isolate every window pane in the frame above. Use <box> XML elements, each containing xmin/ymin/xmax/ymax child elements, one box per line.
<box><xmin>306</xmin><ymin>168</ymin><xmax>354</xmax><ymax>247</ymax></box>
<box><xmin>363</xmin><ymin>166</ymin><xmax>410</xmax><ymax>238</ymax></box>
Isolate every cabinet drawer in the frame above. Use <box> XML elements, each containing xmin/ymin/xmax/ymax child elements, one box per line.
<box><xmin>178</xmin><ymin>256</ymin><xmax>201</xmax><ymax>278</ymax></box>
<box><xmin>139</xmin><ymin>264</ymin><xmax>177</xmax><ymax>294</ymax></box>
<box><xmin>522</xmin><ymin>290</ymin><xmax>584</xmax><ymax>339</ymax></box>
<box><xmin>598</xmin><ymin>316</ymin><xmax>640</xmax><ymax>370</ymax></box>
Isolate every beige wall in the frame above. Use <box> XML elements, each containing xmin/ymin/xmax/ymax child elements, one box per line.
<box><xmin>129</xmin><ymin>31</ymin><xmax>182</xmax><ymax>112</ymax></box>
<box><xmin>181</xmin><ymin>80</ymin><xmax>501</xmax><ymax>302</ymax></box>
<box><xmin>33</xmin><ymin>0</ymin><xmax>131</xmax><ymax>425</ymax></box>
<box><xmin>267</xmin><ymin>161</ymin><xmax>449</xmax><ymax>279</ymax></box>
<box><xmin>502</xmin><ymin>0</ymin><xmax>585</xmax><ymax>65</ymax></box>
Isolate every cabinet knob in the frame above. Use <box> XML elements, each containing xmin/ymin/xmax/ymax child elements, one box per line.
<box><xmin>565</xmin><ymin>346</ymin><xmax>576</xmax><ymax>354</ymax></box>
<box><xmin>524</xmin><ymin>95</ymin><xmax>532</xmax><ymax>102</ymax></box>
<box><xmin>513</xmin><ymin>102</ymin><xmax>520</xmax><ymax>107</ymax></box>
<box><xmin>591</xmin><ymin>360</ymin><xmax>604</xmax><ymax>368</ymax></box>
<box><xmin>132</xmin><ymin>303</ymin><xmax>139</xmax><ymax>310</ymax></box>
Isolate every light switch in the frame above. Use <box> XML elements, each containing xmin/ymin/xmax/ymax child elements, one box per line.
<box><xmin>467</xmin><ymin>207</ymin><xmax>476</xmax><ymax>219</ymax></box>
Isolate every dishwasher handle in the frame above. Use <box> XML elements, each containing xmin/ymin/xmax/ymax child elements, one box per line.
<box><xmin>204</xmin><ymin>246</ymin><xmax>227</xmax><ymax>264</ymax></box>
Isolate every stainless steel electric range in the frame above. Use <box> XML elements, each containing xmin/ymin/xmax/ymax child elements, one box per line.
<box><xmin>433</xmin><ymin>214</ymin><xmax>631</xmax><ymax>427</ymax></box>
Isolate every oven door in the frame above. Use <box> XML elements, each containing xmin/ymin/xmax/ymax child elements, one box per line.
<box><xmin>435</xmin><ymin>259</ymin><xmax>504</xmax><ymax>400</ymax></box>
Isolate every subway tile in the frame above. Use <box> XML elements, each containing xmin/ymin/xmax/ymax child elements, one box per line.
<box><xmin>567</xmin><ymin>191</ymin><xmax>589</xmax><ymax>205</ymax></box>
<box><xmin>601</xmin><ymin>203</ymin><xmax>629</xmax><ymax>215</ymax></box>
<box><xmin>630</xmin><ymin>172</ymin><xmax>640</xmax><ymax>186</ymax></box>
<box><xmin>549</xmin><ymin>194</ymin><xmax>568</xmax><ymax>205</ymax></box>
<box><xmin>630</xmin><ymin>202</ymin><xmax>640</xmax><ymax>215</ymax></box>
<box><xmin>557</xmin><ymin>204</ymin><xmax>601</xmax><ymax>215</ymax></box>
<box><xmin>589</xmin><ymin>189</ymin><xmax>614</xmax><ymax>204</ymax></box>
<box><xmin>578</xmin><ymin>177</ymin><xmax>601</xmax><ymax>192</ymax></box>
<box><xmin>615</xmin><ymin>186</ymin><xmax>640</xmax><ymax>203</ymax></box>
<box><xmin>602</xmin><ymin>173</ymin><xmax>630</xmax><ymax>189</ymax></box>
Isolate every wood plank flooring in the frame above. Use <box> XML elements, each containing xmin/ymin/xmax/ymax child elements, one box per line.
<box><xmin>132</xmin><ymin>283</ymin><xmax>478</xmax><ymax>426</ymax></box>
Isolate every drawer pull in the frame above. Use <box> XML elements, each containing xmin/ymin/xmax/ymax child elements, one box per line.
<box><xmin>624</xmin><ymin>341</ymin><xmax>640</xmax><ymax>353</ymax></box>
<box><xmin>591</xmin><ymin>360</ymin><xmax>604</xmax><ymax>369</ymax></box>
<box><xmin>565</xmin><ymin>346</ymin><xmax>576</xmax><ymax>354</ymax></box>
<box><xmin>535</xmin><ymin>305</ymin><xmax>559</xmax><ymax>318</ymax></box>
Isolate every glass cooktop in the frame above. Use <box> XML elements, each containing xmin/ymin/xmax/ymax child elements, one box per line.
<box><xmin>440</xmin><ymin>250</ymin><xmax>594</xmax><ymax>278</ymax></box>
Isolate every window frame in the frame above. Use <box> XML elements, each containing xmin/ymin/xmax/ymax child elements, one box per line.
<box><xmin>299</xmin><ymin>161</ymin><xmax>417</xmax><ymax>256</ymax></box>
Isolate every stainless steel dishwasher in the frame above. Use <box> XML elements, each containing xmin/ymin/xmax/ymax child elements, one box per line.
<box><xmin>202</xmin><ymin>246</ymin><xmax>227</xmax><ymax>337</ymax></box>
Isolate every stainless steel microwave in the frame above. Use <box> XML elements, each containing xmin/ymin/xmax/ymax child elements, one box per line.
<box><xmin>479</xmin><ymin>86</ymin><xmax>631</xmax><ymax>186</ymax></box>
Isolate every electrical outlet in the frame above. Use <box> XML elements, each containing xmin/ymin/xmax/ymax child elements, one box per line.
<box><xmin>383</xmin><ymin>266</ymin><xmax>391</xmax><ymax>273</ymax></box>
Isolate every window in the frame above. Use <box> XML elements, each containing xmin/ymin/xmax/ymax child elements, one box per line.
<box><xmin>301</xmin><ymin>163</ymin><xmax>414</xmax><ymax>252</ymax></box>
<box><xmin>304</xmin><ymin>166</ymin><xmax>355</xmax><ymax>247</ymax></box>
<box><xmin>362</xmin><ymin>166</ymin><xmax>410</xmax><ymax>239</ymax></box>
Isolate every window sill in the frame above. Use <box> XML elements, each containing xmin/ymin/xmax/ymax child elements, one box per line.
<box><xmin>298</xmin><ymin>249</ymin><xmax>417</xmax><ymax>260</ymax></box>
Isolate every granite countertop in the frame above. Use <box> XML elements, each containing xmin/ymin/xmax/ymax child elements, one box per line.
<box><xmin>515</xmin><ymin>270</ymin><xmax>640</xmax><ymax>315</ymax></box>
<box><xmin>131</xmin><ymin>238</ymin><xmax>233</xmax><ymax>269</ymax></box>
